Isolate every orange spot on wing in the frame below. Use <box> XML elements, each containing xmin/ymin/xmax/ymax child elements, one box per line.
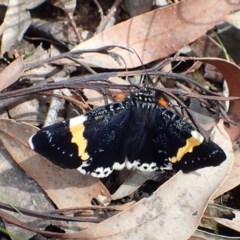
<box><xmin>157</xmin><ymin>98</ymin><xmax>169</xmax><ymax>107</ymax></box>
<box><xmin>114</xmin><ymin>93</ymin><xmax>127</xmax><ymax>102</ymax></box>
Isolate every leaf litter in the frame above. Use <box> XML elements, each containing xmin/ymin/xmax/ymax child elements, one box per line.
<box><xmin>0</xmin><ymin>0</ymin><xmax>240</xmax><ymax>239</ymax></box>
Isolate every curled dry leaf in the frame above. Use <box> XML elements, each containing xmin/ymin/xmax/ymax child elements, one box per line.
<box><xmin>72</xmin><ymin>0</ymin><xmax>240</xmax><ymax>69</ymax></box>
<box><xmin>0</xmin><ymin>119</ymin><xmax>110</xmax><ymax>208</ymax></box>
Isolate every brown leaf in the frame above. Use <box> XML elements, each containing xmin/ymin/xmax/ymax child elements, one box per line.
<box><xmin>73</xmin><ymin>0</ymin><xmax>239</xmax><ymax>69</ymax></box>
<box><xmin>226</xmin><ymin>10</ymin><xmax>240</xmax><ymax>29</ymax></box>
<box><xmin>190</xmin><ymin>35</ymin><xmax>226</xmax><ymax>58</ymax></box>
<box><xmin>0</xmin><ymin>119</ymin><xmax>110</xmax><ymax>208</ymax></box>
<box><xmin>0</xmin><ymin>57</ymin><xmax>25</xmax><ymax>91</ymax></box>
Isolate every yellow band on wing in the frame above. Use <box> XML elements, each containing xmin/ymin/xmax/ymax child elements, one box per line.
<box><xmin>169</xmin><ymin>130</ymin><xmax>204</xmax><ymax>163</ymax></box>
<box><xmin>69</xmin><ymin>116</ymin><xmax>89</xmax><ymax>161</ymax></box>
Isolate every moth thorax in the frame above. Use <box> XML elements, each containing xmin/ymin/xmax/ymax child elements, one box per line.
<box><xmin>132</xmin><ymin>92</ymin><xmax>156</xmax><ymax>103</ymax></box>
<box><xmin>131</xmin><ymin>98</ymin><xmax>156</xmax><ymax>112</ymax></box>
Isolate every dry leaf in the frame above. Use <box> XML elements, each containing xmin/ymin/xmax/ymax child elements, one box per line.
<box><xmin>72</xmin><ymin>0</ymin><xmax>239</xmax><ymax>69</ymax></box>
<box><xmin>226</xmin><ymin>10</ymin><xmax>240</xmax><ymax>29</ymax></box>
<box><xmin>190</xmin><ymin>35</ymin><xmax>225</xmax><ymax>58</ymax></box>
<box><xmin>0</xmin><ymin>57</ymin><xmax>25</xmax><ymax>91</ymax></box>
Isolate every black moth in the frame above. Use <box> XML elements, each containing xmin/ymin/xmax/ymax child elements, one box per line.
<box><xmin>29</xmin><ymin>91</ymin><xmax>226</xmax><ymax>178</ymax></box>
